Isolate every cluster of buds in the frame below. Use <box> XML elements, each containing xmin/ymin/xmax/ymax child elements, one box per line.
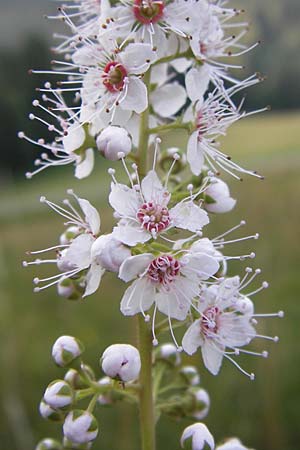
<box><xmin>37</xmin><ymin>337</ymin><xmax>142</xmax><ymax>449</ymax></box>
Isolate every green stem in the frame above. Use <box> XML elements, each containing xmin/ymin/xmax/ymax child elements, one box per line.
<box><xmin>153</xmin><ymin>50</ymin><xmax>192</xmax><ymax>66</ymax></box>
<box><xmin>136</xmin><ymin>68</ymin><xmax>156</xmax><ymax>450</ymax></box>
<box><xmin>148</xmin><ymin>122</ymin><xmax>191</xmax><ymax>135</ymax></box>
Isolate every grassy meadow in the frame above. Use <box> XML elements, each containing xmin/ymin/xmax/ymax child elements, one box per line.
<box><xmin>1</xmin><ymin>111</ymin><xmax>300</xmax><ymax>450</ymax></box>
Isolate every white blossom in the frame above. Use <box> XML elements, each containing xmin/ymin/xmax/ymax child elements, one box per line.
<box><xmin>216</xmin><ymin>438</ymin><xmax>253</xmax><ymax>450</ymax></box>
<box><xmin>101</xmin><ymin>344</ymin><xmax>141</xmax><ymax>382</ymax></box>
<box><xmin>181</xmin><ymin>423</ymin><xmax>215</xmax><ymax>450</ymax></box>
<box><xmin>204</xmin><ymin>178</ymin><xmax>236</xmax><ymax>213</ymax></box>
<box><xmin>63</xmin><ymin>410</ymin><xmax>98</xmax><ymax>444</ymax></box>
<box><xmin>182</xmin><ymin>274</ymin><xmax>283</xmax><ymax>378</ymax></box>
<box><xmin>52</xmin><ymin>336</ymin><xmax>84</xmax><ymax>367</ymax></box>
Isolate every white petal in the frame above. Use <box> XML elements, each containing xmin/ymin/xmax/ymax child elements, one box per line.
<box><xmin>170</xmin><ymin>202</ymin><xmax>209</xmax><ymax>232</ymax></box>
<box><xmin>121</xmin><ymin>77</ymin><xmax>148</xmax><ymax>114</ymax></box>
<box><xmin>201</xmin><ymin>340</ymin><xmax>224</xmax><ymax>375</ymax></box>
<box><xmin>109</xmin><ymin>182</ymin><xmax>140</xmax><ymax>217</ymax></box>
<box><xmin>182</xmin><ymin>320</ymin><xmax>203</xmax><ymax>355</ymax></box>
<box><xmin>78</xmin><ymin>197</ymin><xmax>101</xmax><ymax>235</ymax></box>
<box><xmin>171</xmin><ymin>57</ymin><xmax>192</xmax><ymax>73</ymax></box>
<box><xmin>185</xmin><ymin>66</ymin><xmax>210</xmax><ymax>102</ymax></box>
<box><xmin>151</xmin><ymin>82</ymin><xmax>187</xmax><ymax>118</ymax></box>
<box><xmin>151</xmin><ymin>63</ymin><xmax>168</xmax><ymax>86</ymax></box>
<box><xmin>63</xmin><ymin>124</ymin><xmax>85</xmax><ymax>153</ymax></box>
<box><xmin>119</xmin><ymin>254</ymin><xmax>153</xmax><ymax>282</ymax></box>
<box><xmin>63</xmin><ymin>234</ymin><xmax>94</xmax><ymax>270</ymax></box>
<box><xmin>83</xmin><ymin>263</ymin><xmax>105</xmax><ymax>297</ymax></box>
<box><xmin>120</xmin><ymin>278</ymin><xmax>155</xmax><ymax>316</ymax></box>
<box><xmin>119</xmin><ymin>43</ymin><xmax>156</xmax><ymax>74</ymax></box>
<box><xmin>187</xmin><ymin>131</ymin><xmax>205</xmax><ymax>176</ymax></box>
<box><xmin>181</xmin><ymin>253</ymin><xmax>219</xmax><ymax>280</ymax></box>
<box><xmin>141</xmin><ymin>170</ymin><xmax>169</xmax><ymax>204</ymax></box>
<box><xmin>112</xmin><ymin>223</ymin><xmax>151</xmax><ymax>246</ymax></box>
<box><xmin>75</xmin><ymin>148</ymin><xmax>95</xmax><ymax>180</ymax></box>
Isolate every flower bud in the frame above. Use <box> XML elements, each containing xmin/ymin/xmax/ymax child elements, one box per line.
<box><xmin>57</xmin><ymin>279</ymin><xmax>82</xmax><ymax>301</ymax></box>
<box><xmin>155</xmin><ymin>343</ymin><xmax>181</xmax><ymax>366</ymax></box>
<box><xmin>63</xmin><ymin>410</ymin><xmax>98</xmax><ymax>445</ymax></box>
<box><xmin>216</xmin><ymin>438</ymin><xmax>250</xmax><ymax>450</ymax></box>
<box><xmin>204</xmin><ymin>178</ymin><xmax>236</xmax><ymax>214</ymax></box>
<box><xmin>97</xmin><ymin>376</ymin><xmax>114</xmax><ymax>405</ymax></box>
<box><xmin>63</xmin><ymin>438</ymin><xmax>92</xmax><ymax>450</ymax></box>
<box><xmin>35</xmin><ymin>438</ymin><xmax>62</xmax><ymax>450</ymax></box>
<box><xmin>180</xmin><ymin>366</ymin><xmax>200</xmax><ymax>386</ymax></box>
<box><xmin>43</xmin><ymin>380</ymin><xmax>74</xmax><ymax>410</ymax></box>
<box><xmin>96</xmin><ymin>126</ymin><xmax>132</xmax><ymax>161</ymax></box>
<box><xmin>189</xmin><ymin>388</ymin><xmax>210</xmax><ymax>420</ymax></box>
<box><xmin>39</xmin><ymin>399</ymin><xmax>64</xmax><ymax>422</ymax></box>
<box><xmin>52</xmin><ymin>336</ymin><xmax>85</xmax><ymax>367</ymax></box>
<box><xmin>60</xmin><ymin>226</ymin><xmax>81</xmax><ymax>245</ymax></box>
<box><xmin>65</xmin><ymin>365</ymin><xmax>95</xmax><ymax>390</ymax></box>
<box><xmin>91</xmin><ymin>234</ymin><xmax>131</xmax><ymax>273</ymax></box>
<box><xmin>181</xmin><ymin>423</ymin><xmax>215</xmax><ymax>450</ymax></box>
<box><xmin>101</xmin><ymin>344</ymin><xmax>141</xmax><ymax>382</ymax></box>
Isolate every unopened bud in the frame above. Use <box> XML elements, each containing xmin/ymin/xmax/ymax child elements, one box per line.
<box><xmin>39</xmin><ymin>399</ymin><xmax>65</xmax><ymax>422</ymax></box>
<box><xmin>216</xmin><ymin>438</ymin><xmax>250</xmax><ymax>450</ymax></box>
<box><xmin>181</xmin><ymin>423</ymin><xmax>215</xmax><ymax>450</ymax></box>
<box><xmin>63</xmin><ymin>410</ymin><xmax>98</xmax><ymax>444</ymax></box>
<box><xmin>60</xmin><ymin>226</ymin><xmax>81</xmax><ymax>245</ymax></box>
<box><xmin>96</xmin><ymin>126</ymin><xmax>132</xmax><ymax>161</ymax></box>
<box><xmin>188</xmin><ymin>388</ymin><xmax>210</xmax><ymax>420</ymax></box>
<box><xmin>155</xmin><ymin>343</ymin><xmax>181</xmax><ymax>366</ymax></box>
<box><xmin>57</xmin><ymin>278</ymin><xmax>82</xmax><ymax>301</ymax></box>
<box><xmin>91</xmin><ymin>234</ymin><xmax>131</xmax><ymax>273</ymax></box>
<box><xmin>35</xmin><ymin>438</ymin><xmax>62</xmax><ymax>450</ymax></box>
<box><xmin>43</xmin><ymin>380</ymin><xmax>74</xmax><ymax>410</ymax></box>
<box><xmin>180</xmin><ymin>366</ymin><xmax>200</xmax><ymax>386</ymax></box>
<box><xmin>204</xmin><ymin>178</ymin><xmax>236</xmax><ymax>214</ymax></box>
<box><xmin>97</xmin><ymin>376</ymin><xmax>114</xmax><ymax>405</ymax></box>
<box><xmin>52</xmin><ymin>336</ymin><xmax>85</xmax><ymax>367</ymax></box>
<box><xmin>101</xmin><ymin>344</ymin><xmax>141</xmax><ymax>382</ymax></box>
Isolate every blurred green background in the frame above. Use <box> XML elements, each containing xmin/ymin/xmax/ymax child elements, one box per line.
<box><xmin>0</xmin><ymin>1</ymin><xmax>300</xmax><ymax>449</ymax></box>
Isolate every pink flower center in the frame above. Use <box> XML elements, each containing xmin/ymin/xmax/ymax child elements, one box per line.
<box><xmin>102</xmin><ymin>62</ymin><xmax>127</xmax><ymax>93</ymax></box>
<box><xmin>133</xmin><ymin>0</ymin><xmax>164</xmax><ymax>25</ymax></box>
<box><xmin>201</xmin><ymin>306</ymin><xmax>220</xmax><ymax>337</ymax></box>
<box><xmin>137</xmin><ymin>201</ymin><xmax>170</xmax><ymax>233</ymax></box>
<box><xmin>147</xmin><ymin>255</ymin><xmax>180</xmax><ymax>285</ymax></box>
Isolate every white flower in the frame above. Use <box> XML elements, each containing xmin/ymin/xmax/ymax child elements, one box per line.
<box><xmin>23</xmin><ymin>191</ymin><xmax>108</xmax><ymax>298</ymax></box>
<box><xmin>19</xmin><ymin>93</ymin><xmax>95</xmax><ymax>180</ymax></box>
<box><xmin>109</xmin><ymin>169</ymin><xmax>209</xmax><ymax>246</ymax></box>
<box><xmin>101</xmin><ymin>344</ymin><xmax>141</xmax><ymax>382</ymax></box>
<box><xmin>216</xmin><ymin>438</ymin><xmax>253</xmax><ymax>450</ymax></box>
<box><xmin>97</xmin><ymin>377</ymin><xmax>114</xmax><ymax>405</ymax></box>
<box><xmin>182</xmin><ymin>274</ymin><xmax>282</xmax><ymax>378</ymax></box>
<box><xmin>181</xmin><ymin>423</ymin><xmax>215</xmax><ymax>450</ymax></box>
<box><xmin>99</xmin><ymin>0</ymin><xmax>210</xmax><ymax>55</ymax></box>
<box><xmin>204</xmin><ymin>178</ymin><xmax>236</xmax><ymax>213</ymax></box>
<box><xmin>96</xmin><ymin>126</ymin><xmax>132</xmax><ymax>160</ymax></box>
<box><xmin>119</xmin><ymin>250</ymin><xmax>219</xmax><ymax>346</ymax></box>
<box><xmin>79</xmin><ymin>42</ymin><xmax>157</xmax><ymax>121</ymax></box>
<box><xmin>63</xmin><ymin>410</ymin><xmax>98</xmax><ymax>444</ymax></box>
<box><xmin>91</xmin><ymin>234</ymin><xmax>131</xmax><ymax>273</ymax></box>
<box><xmin>184</xmin><ymin>81</ymin><xmax>263</xmax><ymax>179</ymax></box>
<box><xmin>52</xmin><ymin>336</ymin><xmax>85</xmax><ymax>367</ymax></box>
<box><xmin>43</xmin><ymin>380</ymin><xmax>74</xmax><ymax>410</ymax></box>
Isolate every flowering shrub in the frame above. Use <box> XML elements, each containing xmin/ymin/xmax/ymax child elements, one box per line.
<box><xmin>20</xmin><ymin>1</ymin><xmax>283</xmax><ymax>449</ymax></box>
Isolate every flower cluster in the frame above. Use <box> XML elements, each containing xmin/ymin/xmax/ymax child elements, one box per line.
<box><xmin>21</xmin><ymin>1</ymin><xmax>282</xmax><ymax>449</ymax></box>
